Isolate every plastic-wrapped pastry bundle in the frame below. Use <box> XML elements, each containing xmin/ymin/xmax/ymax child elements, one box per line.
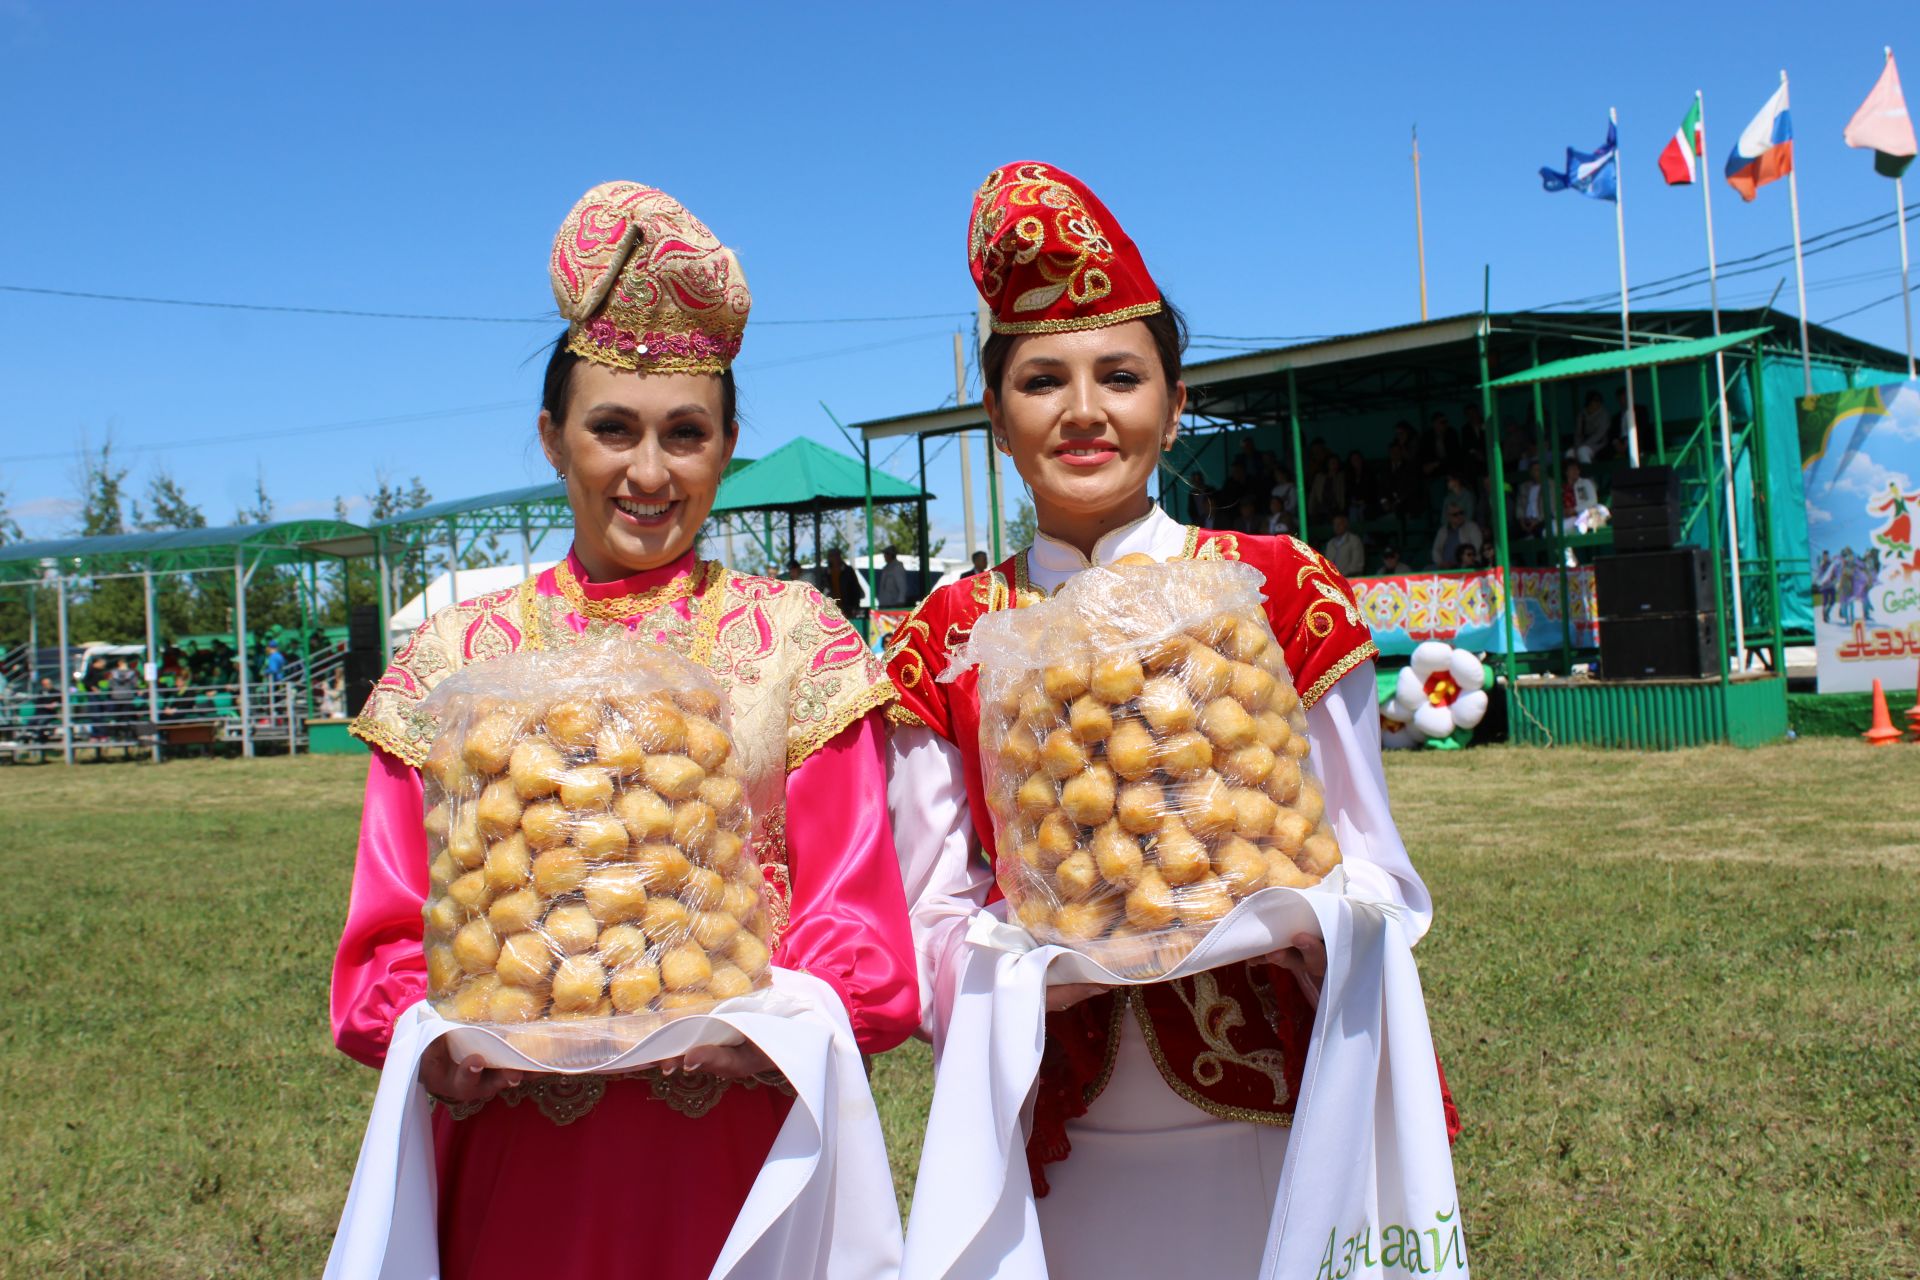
<box><xmin>416</xmin><ymin>634</ymin><xmax>772</xmax><ymax>1045</ymax></box>
<box><xmin>952</xmin><ymin>556</ymin><xmax>1342</xmax><ymax>978</ymax></box>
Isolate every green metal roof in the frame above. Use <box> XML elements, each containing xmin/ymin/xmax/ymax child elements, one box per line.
<box><xmin>0</xmin><ymin>519</ymin><xmax>370</xmax><ymax>584</ymax></box>
<box><xmin>709</xmin><ymin>437</ymin><xmax>927</xmax><ymax>515</ymax></box>
<box><xmin>1487</xmin><ymin>326</ymin><xmax>1772</xmax><ymax>389</ymax></box>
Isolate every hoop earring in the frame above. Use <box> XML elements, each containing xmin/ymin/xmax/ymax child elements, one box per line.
<box><xmin>555</xmin><ymin>469</ymin><xmax>566</xmax><ymax>481</ymax></box>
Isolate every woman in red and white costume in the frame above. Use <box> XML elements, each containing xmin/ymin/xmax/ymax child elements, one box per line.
<box><xmin>885</xmin><ymin>161</ymin><xmax>1458</xmax><ymax>1278</ymax></box>
<box><xmin>331</xmin><ymin>180</ymin><xmax>917</xmax><ymax>1280</ymax></box>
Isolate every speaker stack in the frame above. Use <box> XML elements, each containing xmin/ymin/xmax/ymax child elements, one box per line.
<box><xmin>344</xmin><ymin>604</ymin><xmax>383</xmax><ymax>713</ymax></box>
<box><xmin>1595</xmin><ymin>467</ymin><xmax>1720</xmax><ymax>679</ymax></box>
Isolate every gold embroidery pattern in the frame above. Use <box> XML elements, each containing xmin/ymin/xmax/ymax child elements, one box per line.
<box><xmin>1082</xmin><ymin>991</ymin><xmax>1131</xmax><ymax>1106</ymax></box>
<box><xmin>887</xmin><ymin>702</ymin><xmax>929</xmax><ymax>729</ymax></box>
<box><xmin>755</xmin><ymin>801</ymin><xmax>793</xmax><ymax>949</ymax></box>
<box><xmin>437</xmin><ymin>1063</ymin><xmax>796</xmax><ymax>1126</ymax></box>
<box><xmin>1300</xmin><ymin>639</ymin><xmax>1380</xmax><ymax>711</ymax></box>
<box><xmin>882</xmin><ymin>602</ymin><xmax>936</xmax><ymax>689</ymax></box>
<box><xmin>989</xmin><ymin>300</ymin><xmax>1164</xmax><ymax>336</ymax></box>
<box><xmin>1127</xmin><ymin>977</ymin><xmax>1294</xmax><ymax>1128</ymax></box>
<box><xmin>553</xmin><ymin>557</ymin><xmax>708</xmax><ymax>623</ymax></box>
<box><xmin>786</xmin><ymin>678</ymin><xmax>893</xmax><ymax>771</ymax></box>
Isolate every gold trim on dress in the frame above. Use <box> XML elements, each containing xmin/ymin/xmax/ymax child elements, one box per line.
<box><xmin>786</xmin><ymin>678</ymin><xmax>895</xmax><ymax>772</ymax></box>
<box><xmin>347</xmin><ymin>712</ymin><xmax>429</xmax><ymax>768</ymax></box>
<box><xmin>1300</xmin><ymin>639</ymin><xmax>1380</xmax><ymax>710</ymax></box>
<box><xmin>887</xmin><ymin>702</ymin><xmax>929</xmax><ymax>729</ymax></box>
<box><xmin>1126</xmin><ymin>980</ymin><xmax>1294</xmax><ymax>1128</ymax></box>
<box><xmin>554</xmin><ymin>557</ymin><xmax>708</xmax><ymax>623</ymax></box>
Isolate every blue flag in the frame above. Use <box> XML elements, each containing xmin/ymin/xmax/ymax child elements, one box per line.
<box><xmin>1540</xmin><ymin>122</ymin><xmax>1619</xmax><ymax>202</ymax></box>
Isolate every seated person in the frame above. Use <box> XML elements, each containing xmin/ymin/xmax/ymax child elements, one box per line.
<box><xmin>1459</xmin><ymin>543</ymin><xmax>1484</xmax><ymax>570</ymax></box>
<box><xmin>1431</xmin><ymin>506</ymin><xmax>1485</xmax><ymax>569</ymax></box>
<box><xmin>1515</xmin><ymin>461</ymin><xmax>1548</xmax><ymax>537</ymax></box>
<box><xmin>1373</xmin><ymin>544</ymin><xmax>1405</xmax><ymax>576</ymax></box>
<box><xmin>1440</xmin><ymin>473</ymin><xmax>1477</xmax><ymax>524</ymax></box>
<box><xmin>1568</xmin><ymin>390</ymin><xmax>1611</xmax><ymax>464</ymax></box>
<box><xmin>1323</xmin><ymin>513</ymin><xmax>1366</xmax><ymax>577</ymax></box>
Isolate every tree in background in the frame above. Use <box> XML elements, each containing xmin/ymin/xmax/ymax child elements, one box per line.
<box><xmin>0</xmin><ymin>480</ymin><xmax>31</xmax><ymax>660</ymax></box>
<box><xmin>66</xmin><ymin>438</ymin><xmax>146</xmax><ymax>645</ymax></box>
<box><xmin>1007</xmin><ymin>497</ymin><xmax>1036</xmax><ymax>552</ymax></box>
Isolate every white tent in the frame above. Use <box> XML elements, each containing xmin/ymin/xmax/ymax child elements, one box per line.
<box><xmin>389</xmin><ymin>562</ymin><xmax>560</xmax><ymax>635</ymax></box>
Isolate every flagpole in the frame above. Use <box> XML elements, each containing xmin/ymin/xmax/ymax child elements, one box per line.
<box><xmin>1782</xmin><ymin>70</ymin><xmax>1814</xmax><ymax>395</ymax></box>
<box><xmin>1697</xmin><ymin>90</ymin><xmax>1748</xmax><ymax>664</ymax></box>
<box><xmin>1612</xmin><ymin>106</ymin><xmax>1640</xmax><ymax>465</ymax></box>
<box><xmin>1413</xmin><ymin>125</ymin><xmax>1430</xmax><ymax>321</ymax></box>
<box><xmin>1895</xmin><ymin>44</ymin><xmax>1917</xmax><ymax>378</ymax></box>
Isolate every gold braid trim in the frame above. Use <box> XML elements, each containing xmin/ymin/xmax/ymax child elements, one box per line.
<box><xmin>432</xmin><ymin>1064</ymin><xmax>796</xmax><ymax>1127</ymax></box>
<box><xmin>553</xmin><ymin>557</ymin><xmax>708</xmax><ymax>623</ymax></box>
<box><xmin>989</xmin><ymin>300</ymin><xmax>1164</xmax><ymax>336</ymax></box>
<box><xmin>786</xmin><ymin>677</ymin><xmax>895</xmax><ymax>771</ymax></box>
<box><xmin>887</xmin><ymin>702</ymin><xmax>929</xmax><ymax>729</ymax></box>
<box><xmin>347</xmin><ymin>712</ymin><xmax>429</xmax><ymax>768</ymax></box>
<box><xmin>1081</xmin><ymin>990</ymin><xmax>1131</xmax><ymax>1106</ymax></box>
<box><xmin>1126</xmin><ymin>982</ymin><xmax>1294</xmax><ymax>1128</ymax></box>
<box><xmin>1299</xmin><ymin>639</ymin><xmax>1380</xmax><ymax>711</ymax></box>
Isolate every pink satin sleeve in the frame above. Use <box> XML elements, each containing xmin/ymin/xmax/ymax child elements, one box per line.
<box><xmin>331</xmin><ymin>747</ymin><xmax>431</xmax><ymax>1069</ymax></box>
<box><xmin>774</xmin><ymin>710</ymin><xmax>919</xmax><ymax>1055</ymax></box>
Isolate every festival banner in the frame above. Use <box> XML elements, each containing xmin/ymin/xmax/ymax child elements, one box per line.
<box><xmin>1799</xmin><ymin>379</ymin><xmax>1920</xmax><ymax>692</ymax></box>
<box><xmin>1352</xmin><ymin>567</ymin><xmax>1597</xmax><ymax>656</ymax></box>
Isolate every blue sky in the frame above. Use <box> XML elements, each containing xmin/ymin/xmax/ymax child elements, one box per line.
<box><xmin>1</xmin><ymin>1</ymin><xmax>1914</xmax><ymax>556</ymax></box>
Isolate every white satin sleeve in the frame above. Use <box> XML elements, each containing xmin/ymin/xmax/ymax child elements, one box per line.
<box><xmin>886</xmin><ymin>725</ymin><xmax>996</xmax><ymax>1048</ymax></box>
<box><xmin>1303</xmin><ymin>661</ymin><xmax>1435</xmax><ymax>944</ymax></box>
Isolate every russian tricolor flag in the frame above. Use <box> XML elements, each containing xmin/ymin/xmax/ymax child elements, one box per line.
<box><xmin>1726</xmin><ymin>80</ymin><xmax>1793</xmax><ymax>201</ymax></box>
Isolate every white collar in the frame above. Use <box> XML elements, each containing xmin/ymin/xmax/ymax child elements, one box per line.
<box><xmin>1026</xmin><ymin>506</ymin><xmax>1187</xmax><ymax>588</ymax></box>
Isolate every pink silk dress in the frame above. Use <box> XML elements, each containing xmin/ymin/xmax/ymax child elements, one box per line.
<box><xmin>332</xmin><ymin>549</ymin><xmax>917</xmax><ymax>1280</ymax></box>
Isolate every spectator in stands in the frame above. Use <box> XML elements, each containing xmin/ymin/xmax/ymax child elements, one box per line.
<box><xmin>971</xmin><ymin>550</ymin><xmax>990</xmax><ymax>575</ymax></box>
<box><xmin>1264</xmin><ymin>493</ymin><xmax>1292</xmax><ymax>536</ymax></box>
<box><xmin>109</xmin><ymin>659</ymin><xmax>138</xmax><ymax>710</ymax></box>
<box><xmin>1214</xmin><ymin>461</ymin><xmax>1248</xmax><ymax>533</ymax></box>
<box><xmin>1459</xmin><ymin>543</ymin><xmax>1484</xmax><ymax>570</ymax></box>
<box><xmin>1562</xmin><ymin>460</ymin><xmax>1601</xmax><ymax>529</ymax></box>
<box><xmin>1431</xmin><ymin>506</ymin><xmax>1484</xmax><ymax>569</ymax></box>
<box><xmin>1383</xmin><ymin>440</ymin><xmax>1424</xmax><ymax>520</ymax></box>
<box><xmin>1324</xmin><ymin>513</ymin><xmax>1366</xmax><ymax>577</ymax></box>
<box><xmin>1308</xmin><ymin>453</ymin><xmax>1346</xmax><ymax>527</ymax></box>
<box><xmin>783</xmin><ymin>558</ymin><xmax>805</xmax><ymax>581</ymax></box>
<box><xmin>1569</xmin><ymin>390</ymin><xmax>1611</xmax><ymax>464</ymax></box>
<box><xmin>1236</xmin><ymin>437</ymin><xmax>1268</xmax><ymax>502</ymax></box>
<box><xmin>822</xmin><ymin>547</ymin><xmax>865</xmax><ymax>620</ymax></box>
<box><xmin>1373</xmin><ymin>545</ymin><xmax>1404</xmax><ymax>576</ymax></box>
<box><xmin>1268</xmin><ymin>471</ymin><xmax>1298</xmax><ymax>529</ymax></box>
<box><xmin>1420</xmin><ymin>411</ymin><xmax>1458</xmax><ymax>479</ymax></box>
<box><xmin>1184</xmin><ymin>468</ymin><xmax>1213</xmax><ymax>526</ymax></box>
<box><xmin>319</xmin><ymin>674</ymin><xmax>346</xmax><ymax>719</ymax></box>
<box><xmin>877</xmin><ymin>545</ymin><xmax>910</xmax><ymax>608</ymax></box>
<box><xmin>1440</xmin><ymin>473</ymin><xmax>1477</xmax><ymax>524</ymax></box>
<box><xmin>1516</xmin><ymin>461</ymin><xmax>1548</xmax><ymax>538</ymax></box>
<box><xmin>1460</xmin><ymin>404</ymin><xmax>1489</xmax><ymax>475</ymax></box>
<box><xmin>1613</xmin><ymin>387</ymin><xmax>1651</xmax><ymax>459</ymax></box>
<box><xmin>264</xmin><ymin>641</ymin><xmax>287</xmax><ymax>683</ymax></box>
<box><xmin>1344</xmin><ymin>450</ymin><xmax>1373</xmax><ymax>522</ymax></box>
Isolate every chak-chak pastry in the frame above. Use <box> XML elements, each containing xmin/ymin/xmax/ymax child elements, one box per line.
<box><xmin>1137</xmin><ymin>676</ymin><xmax>1196</xmax><ymax>735</ymax></box>
<box><xmin>683</xmin><ymin>717</ymin><xmax>731</xmax><ymax>772</ymax></box>
<box><xmin>1090</xmin><ymin>655</ymin><xmax>1145</xmax><ymax>705</ymax></box>
<box><xmin>1142</xmin><ymin>633</ymin><xmax>1194</xmax><ymax>674</ymax></box>
<box><xmin>1269</xmin><ymin>810</ymin><xmax>1314</xmax><ymax>856</ymax></box>
<box><xmin>1040</xmin><ymin>728</ymin><xmax>1090</xmax><ymax>780</ymax></box>
<box><xmin>1228</xmin><ymin>663</ymin><xmax>1277</xmax><ymax>712</ymax></box>
<box><xmin>426</xmin><ymin>944</ymin><xmax>462</xmax><ymax>994</ymax></box>
<box><xmin>681</xmin><ymin>866</ymin><xmax>725</xmax><ymax>910</ymax></box>
<box><xmin>532</xmin><ymin>846</ymin><xmax>589</xmax><ymax>897</ymax></box>
<box><xmin>1125</xmin><ymin>869</ymin><xmax>1178</xmax><ymax>929</ymax></box>
<box><xmin>641</xmin><ymin>895</ymin><xmax>692</xmax><ymax>941</ymax></box>
<box><xmin>1157</xmin><ymin>731</ymin><xmax>1214</xmax><ymax>780</ymax></box>
<box><xmin>1060</xmin><ymin>764</ymin><xmax>1117</xmax><ymax>825</ymax></box>
<box><xmin>1293</xmin><ymin>778</ymin><xmax>1326</xmax><ymax>827</ymax></box>
<box><xmin>1069</xmin><ymin>694</ymin><xmax>1115</xmax><ymax>744</ymax></box>
<box><xmin>1263</xmin><ymin>756</ymin><xmax>1303</xmax><ymax>805</ymax></box>
<box><xmin>1183</xmin><ymin>644</ymin><xmax>1235</xmax><ymax>703</ymax></box>
<box><xmin>551</xmin><ymin>954</ymin><xmax>608</xmax><ymax>1012</ymax></box>
<box><xmin>1178</xmin><ymin>874</ymin><xmax>1235</xmax><ymax>926</ymax></box>
<box><xmin>429</xmin><ymin>851</ymin><xmax>456</xmax><ymax>891</ymax></box>
<box><xmin>642</xmin><ymin>754</ymin><xmax>705</xmax><ymax>802</ymax></box>
<box><xmin>1297</xmin><ymin>829</ymin><xmax>1342</xmax><ymax>877</ymax></box>
<box><xmin>614</xmin><ymin>789</ymin><xmax>674</xmax><ymax>842</ymax></box>
<box><xmin>1104</xmin><ymin>718</ymin><xmax>1156</xmax><ymax>782</ymax></box>
<box><xmin>1231</xmin><ymin>788</ymin><xmax>1280</xmax><ymax>841</ymax></box>
<box><xmin>1054</xmin><ymin>851</ymin><xmax>1100</xmax><ymax>900</ymax></box>
<box><xmin>1017</xmin><ymin>686</ymin><xmax>1064</xmax><ymax>731</ymax></box>
<box><xmin>708</xmin><ymin>830</ymin><xmax>747</xmax><ymax>876</ymax></box>
<box><xmin>1252</xmin><ymin>709</ymin><xmax>1292</xmax><ymax>755</ymax></box>
<box><xmin>520</xmin><ymin>798</ymin><xmax>570</xmax><ymax>851</ymax></box>
<box><xmin>1282</xmin><ymin>733</ymin><xmax>1312</xmax><ymax>762</ymax></box>
<box><xmin>729</xmin><ymin>930</ymin><xmax>771</xmax><ymax>976</ymax></box>
<box><xmin>1268</xmin><ymin>679</ymin><xmax>1301</xmax><ymax>717</ymax></box>
<box><xmin>496</xmin><ymin>930</ymin><xmax>557</xmax><ymax>988</ymax></box>
<box><xmin>1116</xmin><ymin>781</ymin><xmax>1164</xmax><ymax>835</ymax></box>
<box><xmin>671</xmin><ymin>800</ymin><xmax>718</xmax><ymax>854</ymax></box>
<box><xmin>489</xmin><ymin>887</ymin><xmax>543</xmax><ymax>935</ymax></box>
<box><xmin>660</xmin><ymin>943</ymin><xmax>712</xmax><ymax>992</ymax></box>
<box><xmin>543</xmin><ymin>698</ymin><xmax>601</xmax><ymax>750</ymax></box>
<box><xmin>447</xmin><ymin>808</ymin><xmax>485</xmax><ymax>871</ymax></box>
<box><xmin>1154</xmin><ymin>817</ymin><xmax>1210</xmax><ymax>886</ymax></box>
<box><xmin>1214</xmin><ymin>837</ymin><xmax>1270</xmax><ymax>899</ymax></box>
<box><xmin>1043</xmin><ymin>661</ymin><xmax>1091</xmax><ymax>704</ymax></box>
<box><xmin>1218</xmin><ymin>742</ymin><xmax>1277</xmax><ymax>787</ymax></box>
<box><xmin>1035</xmin><ymin>810</ymin><xmax>1078</xmax><ymax>866</ymax></box>
<box><xmin>697</xmin><ymin>776</ymin><xmax>745</xmax><ymax>822</ymax></box>
<box><xmin>1014</xmin><ymin>896</ymin><xmax>1054</xmax><ymax>934</ymax></box>
<box><xmin>1015</xmin><ymin>771</ymin><xmax>1057</xmax><ymax>817</ymax></box>
<box><xmin>484</xmin><ymin>833</ymin><xmax>532</xmax><ymax>892</ymax></box>
<box><xmin>1188</xmin><ymin>613</ymin><xmax>1238</xmax><ymax>650</ymax></box>
<box><xmin>1199</xmin><ymin>697</ymin><xmax>1257</xmax><ymax>752</ymax></box>
<box><xmin>424</xmin><ymin>735</ymin><xmax>469</xmax><ymax>794</ymax></box>
<box><xmin>571</xmin><ymin>812</ymin><xmax>629</xmax><ymax>861</ymax></box>
<box><xmin>423</xmin><ymin>801</ymin><xmax>452</xmax><ymax>842</ymax></box>
<box><xmin>452</xmin><ymin>918</ymin><xmax>500</xmax><ymax>975</ymax></box>
<box><xmin>450</xmin><ymin>975</ymin><xmax>501</xmax><ymax>1022</ymax></box>
<box><xmin>624</xmin><ymin>696</ymin><xmax>688</xmax><ymax>753</ymax></box>
<box><xmin>1181</xmin><ymin>776</ymin><xmax>1239</xmax><ymax>840</ymax></box>
<box><xmin>691</xmin><ymin>910</ymin><xmax>740</xmax><ymax>951</ymax></box>
<box><xmin>583</xmin><ymin>866</ymin><xmax>649</xmax><ymax>924</ymax></box>
<box><xmin>707</xmin><ymin>962</ymin><xmax>754</xmax><ymax>1001</ymax></box>
<box><xmin>609</xmin><ymin>963</ymin><xmax>663</xmax><ymax>1013</ymax></box>
<box><xmin>508</xmin><ymin>739</ymin><xmax>567</xmax><ymax>800</ymax></box>
<box><xmin>559</xmin><ymin>766</ymin><xmax>615</xmax><ymax>811</ymax></box>
<box><xmin>424</xmin><ymin>894</ymin><xmax>463</xmax><ymax>937</ymax></box>
<box><xmin>488</xmin><ymin>985</ymin><xmax>546</xmax><ymax>1024</ymax></box>
<box><xmin>720</xmin><ymin>878</ymin><xmax>760</xmax><ymax>922</ymax></box>
<box><xmin>1001</xmin><ymin>721</ymin><xmax>1042</xmax><ymax>775</ymax></box>
<box><xmin>1091</xmin><ymin>821</ymin><xmax>1145</xmax><ymax>888</ymax></box>
<box><xmin>596</xmin><ymin>923</ymin><xmax>649</xmax><ymax>969</ymax></box>
<box><xmin>676</xmin><ymin>687</ymin><xmax>724</xmax><ymax>720</ymax></box>
<box><xmin>1225</xmin><ymin>617</ymin><xmax>1271</xmax><ymax>664</ymax></box>
<box><xmin>591</xmin><ymin>722</ymin><xmax>648</xmax><ymax>775</ymax></box>
<box><xmin>448</xmin><ymin>869</ymin><xmax>491</xmax><ymax>913</ymax></box>
<box><xmin>462</xmin><ymin>711</ymin><xmax>520</xmax><ymax>775</ymax></box>
<box><xmin>634</xmin><ymin>842</ymin><xmax>694</xmax><ymax>892</ymax></box>
<box><xmin>1265</xmin><ymin>852</ymin><xmax>1314</xmax><ymax>889</ymax></box>
<box><xmin>1053</xmin><ymin>897</ymin><xmax>1120</xmax><ymax>942</ymax></box>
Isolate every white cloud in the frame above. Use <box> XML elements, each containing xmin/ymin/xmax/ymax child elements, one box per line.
<box><xmin>1806</xmin><ymin>505</ymin><xmax>1833</xmax><ymax>526</ymax></box>
<box><xmin>12</xmin><ymin>496</ymin><xmax>78</xmax><ymax>521</ymax></box>
<box><xmin>1830</xmin><ymin>455</ymin><xmax>1916</xmax><ymax>504</ymax></box>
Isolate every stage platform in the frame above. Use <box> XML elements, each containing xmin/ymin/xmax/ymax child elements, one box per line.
<box><xmin>1507</xmin><ymin>674</ymin><xmax>1787</xmax><ymax>750</ymax></box>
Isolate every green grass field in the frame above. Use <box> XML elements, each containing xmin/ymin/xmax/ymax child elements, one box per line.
<box><xmin>1</xmin><ymin>742</ymin><xmax>1915</xmax><ymax>1278</ymax></box>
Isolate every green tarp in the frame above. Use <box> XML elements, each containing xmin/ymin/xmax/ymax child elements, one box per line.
<box><xmin>709</xmin><ymin>437</ymin><xmax>925</xmax><ymax>515</ymax></box>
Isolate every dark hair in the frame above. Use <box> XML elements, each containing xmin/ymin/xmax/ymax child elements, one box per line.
<box><xmin>540</xmin><ymin>332</ymin><xmax>738</xmax><ymax>429</ymax></box>
<box><xmin>978</xmin><ymin>297</ymin><xmax>1188</xmax><ymax>396</ymax></box>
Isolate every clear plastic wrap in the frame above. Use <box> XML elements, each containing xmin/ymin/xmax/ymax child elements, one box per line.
<box><xmin>946</xmin><ymin>556</ymin><xmax>1342</xmax><ymax>978</ymax></box>
<box><xmin>416</xmin><ymin>633</ymin><xmax>772</xmax><ymax>1053</ymax></box>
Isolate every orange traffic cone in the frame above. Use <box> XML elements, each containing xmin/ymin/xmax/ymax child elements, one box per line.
<box><xmin>1864</xmin><ymin>679</ymin><xmax>1904</xmax><ymax>745</ymax></box>
<box><xmin>1905</xmin><ymin>657</ymin><xmax>1920</xmax><ymax>727</ymax></box>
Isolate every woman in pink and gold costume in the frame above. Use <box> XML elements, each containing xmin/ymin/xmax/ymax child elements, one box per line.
<box><xmin>331</xmin><ymin>181</ymin><xmax>917</xmax><ymax>1280</ymax></box>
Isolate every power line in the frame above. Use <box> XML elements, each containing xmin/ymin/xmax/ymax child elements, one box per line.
<box><xmin>0</xmin><ymin>401</ymin><xmax>528</xmax><ymax>465</ymax></box>
<box><xmin>0</xmin><ymin>283</ymin><xmax>967</xmax><ymax>328</ymax></box>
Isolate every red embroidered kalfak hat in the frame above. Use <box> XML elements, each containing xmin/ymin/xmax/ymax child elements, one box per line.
<box><xmin>967</xmin><ymin>161</ymin><xmax>1162</xmax><ymax>336</ymax></box>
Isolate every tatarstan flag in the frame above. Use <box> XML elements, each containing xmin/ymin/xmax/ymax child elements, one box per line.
<box><xmin>1658</xmin><ymin>98</ymin><xmax>1703</xmax><ymax>184</ymax></box>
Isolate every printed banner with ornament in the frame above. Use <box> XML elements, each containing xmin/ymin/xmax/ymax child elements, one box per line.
<box><xmin>1351</xmin><ymin>567</ymin><xmax>1597</xmax><ymax>655</ymax></box>
<box><xmin>1799</xmin><ymin>379</ymin><xmax>1920</xmax><ymax>693</ymax></box>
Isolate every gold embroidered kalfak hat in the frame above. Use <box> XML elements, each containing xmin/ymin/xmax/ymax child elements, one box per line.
<box><xmin>549</xmin><ymin>181</ymin><xmax>750</xmax><ymax>374</ymax></box>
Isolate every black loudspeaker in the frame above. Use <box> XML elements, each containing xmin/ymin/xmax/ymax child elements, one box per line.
<box><xmin>348</xmin><ymin>605</ymin><xmax>381</xmax><ymax>653</ymax></box>
<box><xmin>1609</xmin><ymin>466</ymin><xmax>1681</xmax><ymax>551</ymax></box>
<box><xmin>1600</xmin><ymin>613</ymin><xmax>1718</xmax><ymax>679</ymax></box>
<box><xmin>344</xmin><ymin>651</ymin><xmax>381</xmax><ymax>716</ymax></box>
<box><xmin>1595</xmin><ymin>548</ymin><xmax>1713</xmax><ymax>619</ymax></box>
